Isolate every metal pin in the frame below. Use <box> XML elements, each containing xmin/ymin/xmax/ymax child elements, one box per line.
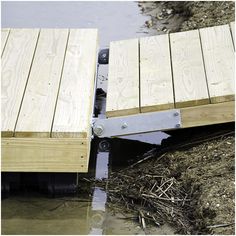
<box><xmin>93</xmin><ymin>125</ymin><xmax>104</xmax><ymax>136</ymax></box>
<box><xmin>121</xmin><ymin>122</ymin><xmax>128</xmax><ymax>129</ymax></box>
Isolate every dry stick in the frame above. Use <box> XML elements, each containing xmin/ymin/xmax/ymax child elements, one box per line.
<box><xmin>158</xmin><ymin>180</ymin><xmax>173</xmax><ymax>198</ymax></box>
<box><xmin>150</xmin><ymin>182</ymin><xmax>157</xmax><ymax>192</ymax></box>
<box><xmin>138</xmin><ymin>210</ymin><xmax>146</xmax><ymax>230</ymax></box>
<box><xmin>182</xmin><ymin>194</ymin><xmax>188</xmax><ymax>206</ymax></box>
<box><xmin>125</xmin><ymin>148</ymin><xmax>158</xmax><ymax>169</ymax></box>
<box><xmin>155</xmin><ymin>185</ymin><xmax>172</xmax><ymax>200</ymax></box>
<box><xmin>82</xmin><ymin>177</ymin><xmax>91</xmax><ymax>182</ymax></box>
<box><xmin>207</xmin><ymin>223</ymin><xmax>235</xmax><ymax>229</ymax></box>
<box><xmin>152</xmin><ymin>215</ymin><xmax>161</xmax><ymax>227</ymax></box>
<box><xmin>159</xmin><ymin>178</ymin><xmax>173</xmax><ymax>189</ymax></box>
<box><xmin>141</xmin><ymin>193</ymin><xmax>185</xmax><ymax>202</ymax></box>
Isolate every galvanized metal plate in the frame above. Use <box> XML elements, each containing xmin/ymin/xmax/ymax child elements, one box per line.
<box><xmin>93</xmin><ymin>109</ymin><xmax>181</xmax><ymax>137</ymax></box>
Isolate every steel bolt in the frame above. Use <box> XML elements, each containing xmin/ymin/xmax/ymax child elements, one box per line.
<box><xmin>93</xmin><ymin>125</ymin><xmax>104</xmax><ymax>136</ymax></box>
<box><xmin>121</xmin><ymin>122</ymin><xmax>128</xmax><ymax>129</ymax></box>
<box><xmin>174</xmin><ymin>112</ymin><xmax>179</xmax><ymax>117</ymax></box>
<box><xmin>175</xmin><ymin>123</ymin><xmax>181</xmax><ymax>128</ymax></box>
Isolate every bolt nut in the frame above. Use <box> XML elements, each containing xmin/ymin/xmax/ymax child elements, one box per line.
<box><xmin>93</xmin><ymin>125</ymin><xmax>104</xmax><ymax>136</ymax></box>
<box><xmin>174</xmin><ymin>112</ymin><xmax>179</xmax><ymax>117</ymax></box>
<box><xmin>175</xmin><ymin>123</ymin><xmax>181</xmax><ymax>128</ymax></box>
<box><xmin>121</xmin><ymin>122</ymin><xmax>128</xmax><ymax>129</ymax></box>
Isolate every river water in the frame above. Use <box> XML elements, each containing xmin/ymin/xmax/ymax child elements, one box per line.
<box><xmin>2</xmin><ymin>1</ymin><xmax>175</xmax><ymax>234</ymax></box>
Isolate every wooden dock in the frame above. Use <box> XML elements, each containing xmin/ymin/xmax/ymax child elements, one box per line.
<box><xmin>1</xmin><ymin>28</ymin><xmax>98</xmax><ymax>172</ymax></box>
<box><xmin>1</xmin><ymin>23</ymin><xmax>235</xmax><ymax>173</ymax></box>
<box><xmin>106</xmin><ymin>23</ymin><xmax>235</xmax><ymax>128</ymax></box>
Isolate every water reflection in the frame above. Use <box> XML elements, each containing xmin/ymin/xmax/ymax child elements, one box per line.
<box><xmin>89</xmin><ymin>150</ymin><xmax>109</xmax><ymax>234</ymax></box>
<box><xmin>90</xmin><ymin>187</ymin><xmax>107</xmax><ymax>234</ymax></box>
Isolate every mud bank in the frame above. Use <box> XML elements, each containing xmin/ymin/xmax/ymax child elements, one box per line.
<box><xmin>139</xmin><ymin>1</ymin><xmax>235</xmax><ymax>33</ymax></box>
<box><xmin>100</xmin><ymin>124</ymin><xmax>235</xmax><ymax>234</ymax></box>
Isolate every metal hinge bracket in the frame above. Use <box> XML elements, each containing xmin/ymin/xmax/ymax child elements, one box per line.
<box><xmin>92</xmin><ymin>109</ymin><xmax>181</xmax><ymax>138</ymax></box>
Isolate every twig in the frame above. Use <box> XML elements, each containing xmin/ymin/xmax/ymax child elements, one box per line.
<box><xmin>138</xmin><ymin>210</ymin><xmax>146</xmax><ymax>230</ymax></box>
<box><xmin>158</xmin><ymin>181</ymin><xmax>173</xmax><ymax>198</ymax></box>
<box><xmin>207</xmin><ymin>223</ymin><xmax>234</xmax><ymax>229</ymax></box>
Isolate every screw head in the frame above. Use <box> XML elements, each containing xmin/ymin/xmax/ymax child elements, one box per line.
<box><xmin>174</xmin><ymin>112</ymin><xmax>179</xmax><ymax>117</ymax></box>
<box><xmin>93</xmin><ymin>125</ymin><xmax>104</xmax><ymax>136</ymax></box>
<box><xmin>121</xmin><ymin>122</ymin><xmax>128</xmax><ymax>129</ymax></box>
<box><xmin>175</xmin><ymin>123</ymin><xmax>181</xmax><ymax>128</ymax></box>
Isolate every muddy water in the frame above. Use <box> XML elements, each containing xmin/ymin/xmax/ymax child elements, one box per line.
<box><xmin>2</xmin><ymin>2</ymin><xmax>179</xmax><ymax>235</ymax></box>
<box><xmin>2</xmin><ymin>195</ymin><xmax>175</xmax><ymax>235</ymax></box>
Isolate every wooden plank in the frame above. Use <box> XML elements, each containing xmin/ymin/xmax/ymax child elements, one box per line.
<box><xmin>1</xmin><ymin>138</ymin><xmax>89</xmax><ymax>172</ymax></box>
<box><xmin>1</xmin><ymin>29</ymin><xmax>39</xmax><ymax>137</ymax></box>
<box><xmin>170</xmin><ymin>29</ymin><xmax>210</xmax><ymax>108</ymax></box>
<box><xmin>14</xmin><ymin>29</ymin><xmax>69</xmax><ymax>138</ymax></box>
<box><xmin>140</xmin><ymin>35</ymin><xmax>174</xmax><ymax>112</ymax></box>
<box><xmin>200</xmin><ymin>24</ymin><xmax>235</xmax><ymax>103</ymax></box>
<box><xmin>52</xmin><ymin>29</ymin><xmax>98</xmax><ymax>138</ymax></box>
<box><xmin>106</xmin><ymin>38</ymin><xmax>139</xmax><ymax>117</ymax></box>
<box><xmin>230</xmin><ymin>22</ymin><xmax>235</xmax><ymax>46</ymax></box>
<box><xmin>181</xmin><ymin>101</ymin><xmax>234</xmax><ymax>128</ymax></box>
<box><xmin>1</xmin><ymin>28</ymin><xmax>10</xmax><ymax>55</ymax></box>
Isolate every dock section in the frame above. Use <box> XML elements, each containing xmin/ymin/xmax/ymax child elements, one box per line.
<box><xmin>106</xmin><ymin>23</ymin><xmax>235</xmax><ymax>128</ymax></box>
<box><xmin>1</xmin><ymin>28</ymin><xmax>98</xmax><ymax>172</ymax></box>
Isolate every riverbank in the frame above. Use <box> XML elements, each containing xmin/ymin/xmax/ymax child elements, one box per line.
<box><xmin>102</xmin><ymin>124</ymin><xmax>235</xmax><ymax>234</ymax></box>
<box><xmin>139</xmin><ymin>1</ymin><xmax>235</xmax><ymax>33</ymax></box>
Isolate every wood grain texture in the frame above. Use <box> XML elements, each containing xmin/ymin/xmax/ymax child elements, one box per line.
<box><xmin>140</xmin><ymin>35</ymin><xmax>174</xmax><ymax>112</ymax></box>
<box><xmin>15</xmin><ymin>29</ymin><xmax>69</xmax><ymax>138</ymax></box>
<box><xmin>52</xmin><ymin>29</ymin><xmax>98</xmax><ymax>138</ymax></box>
<box><xmin>170</xmin><ymin>29</ymin><xmax>210</xmax><ymax>108</ymax></box>
<box><xmin>181</xmin><ymin>101</ymin><xmax>234</xmax><ymax>128</ymax></box>
<box><xmin>230</xmin><ymin>22</ymin><xmax>235</xmax><ymax>46</ymax></box>
<box><xmin>1</xmin><ymin>28</ymin><xmax>10</xmax><ymax>55</ymax></box>
<box><xmin>2</xmin><ymin>138</ymin><xmax>89</xmax><ymax>172</ymax></box>
<box><xmin>200</xmin><ymin>24</ymin><xmax>235</xmax><ymax>103</ymax></box>
<box><xmin>106</xmin><ymin>38</ymin><xmax>139</xmax><ymax>117</ymax></box>
<box><xmin>1</xmin><ymin>29</ymin><xmax>39</xmax><ymax>137</ymax></box>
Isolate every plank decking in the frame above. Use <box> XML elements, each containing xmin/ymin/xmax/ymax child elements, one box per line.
<box><xmin>1</xmin><ymin>23</ymin><xmax>235</xmax><ymax>173</ymax></box>
<box><xmin>106</xmin><ymin>23</ymin><xmax>235</xmax><ymax>127</ymax></box>
<box><xmin>1</xmin><ymin>28</ymin><xmax>98</xmax><ymax>172</ymax></box>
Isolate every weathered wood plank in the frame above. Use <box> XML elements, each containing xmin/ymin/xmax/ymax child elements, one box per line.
<box><xmin>106</xmin><ymin>38</ymin><xmax>139</xmax><ymax>117</ymax></box>
<box><xmin>230</xmin><ymin>22</ymin><xmax>235</xmax><ymax>46</ymax></box>
<box><xmin>1</xmin><ymin>28</ymin><xmax>10</xmax><ymax>55</ymax></box>
<box><xmin>1</xmin><ymin>29</ymin><xmax>39</xmax><ymax>137</ymax></box>
<box><xmin>140</xmin><ymin>35</ymin><xmax>174</xmax><ymax>112</ymax></box>
<box><xmin>2</xmin><ymin>138</ymin><xmax>89</xmax><ymax>172</ymax></box>
<box><xmin>52</xmin><ymin>29</ymin><xmax>98</xmax><ymax>138</ymax></box>
<box><xmin>15</xmin><ymin>29</ymin><xmax>69</xmax><ymax>138</ymax></box>
<box><xmin>181</xmin><ymin>101</ymin><xmax>234</xmax><ymax>128</ymax></box>
<box><xmin>200</xmin><ymin>24</ymin><xmax>235</xmax><ymax>103</ymax></box>
<box><xmin>170</xmin><ymin>29</ymin><xmax>210</xmax><ymax>108</ymax></box>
